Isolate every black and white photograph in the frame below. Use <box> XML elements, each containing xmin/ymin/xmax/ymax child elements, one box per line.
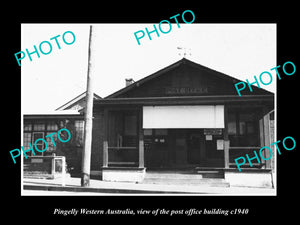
<box><xmin>3</xmin><ymin>5</ymin><xmax>298</xmax><ymax>220</ymax></box>
<box><xmin>20</xmin><ymin>23</ymin><xmax>276</xmax><ymax>196</ymax></box>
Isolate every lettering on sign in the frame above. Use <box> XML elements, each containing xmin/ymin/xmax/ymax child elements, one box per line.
<box><xmin>165</xmin><ymin>87</ymin><xmax>208</xmax><ymax>95</ymax></box>
<box><xmin>204</xmin><ymin>129</ymin><xmax>223</xmax><ymax>135</ymax></box>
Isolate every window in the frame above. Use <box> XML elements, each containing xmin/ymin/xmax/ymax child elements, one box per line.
<box><xmin>46</xmin><ymin>132</ymin><xmax>57</xmax><ymax>152</ymax></box>
<box><xmin>228</xmin><ymin>113</ymin><xmax>237</xmax><ymax>135</ymax></box>
<box><xmin>32</xmin><ymin>132</ymin><xmax>44</xmax><ymax>156</ymax></box>
<box><xmin>239</xmin><ymin>113</ymin><xmax>255</xmax><ymax>135</ymax></box>
<box><xmin>123</xmin><ymin>113</ymin><xmax>138</xmax><ymax>147</ymax></box>
<box><xmin>155</xmin><ymin>129</ymin><xmax>168</xmax><ymax>135</ymax></box>
<box><xmin>23</xmin><ymin>133</ymin><xmax>31</xmax><ymax>149</ymax></box>
<box><xmin>124</xmin><ymin>115</ymin><xmax>137</xmax><ymax>135</ymax></box>
<box><xmin>24</xmin><ymin>123</ymin><xmax>32</xmax><ymax>131</ymax></box>
<box><xmin>75</xmin><ymin>120</ymin><xmax>84</xmax><ymax>146</ymax></box>
<box><xmin>47</xmin><ymin>122</ymin><xmax>58</xmax><ymax>131</ymax></box>
<box><xmin>144</xmin><ymin>129</ymin><xmax>153</xmax><ymax>136</ymax></box>
<box><xmin>33</xmin><ymin>124</ymin><xmax>45</xmax><ymax>131</ymax></box>
<box><xmin>228</xmin><ymin>110</ymin><xmax>259</xmax><ymax>147</ymax></box>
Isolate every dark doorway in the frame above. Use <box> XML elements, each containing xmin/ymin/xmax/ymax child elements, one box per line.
<box><xmin>186</xmin><ymin>130</ymin><xmax>202</xmax><ymax>164</ymax></box>
<box><xmin>144</xmin><ymin>129</ymin><xmax>205</xmax><ymax>169</ymax></box>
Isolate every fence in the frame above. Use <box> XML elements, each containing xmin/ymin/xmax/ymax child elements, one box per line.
<box><xmin>23</xmin><ymin>155</ymin><xmax>66</xmax><ymax>186</ymax></box>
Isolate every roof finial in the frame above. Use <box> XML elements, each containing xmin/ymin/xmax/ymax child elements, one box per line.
<box><xmin>177</xmin><ymin>46</ymin><xmax>192</xmax><ymax>58</ymax></box>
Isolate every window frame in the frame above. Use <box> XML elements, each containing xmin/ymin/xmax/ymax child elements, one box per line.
<box><xmin>227</xmin><ymin>108</ymin><xmax>260</xmax><ymax>147</ymax></box>
<box><xmin>32</xmin><ymin>132</ymin><xmax>45</xmax><ymax>156</ymax></box>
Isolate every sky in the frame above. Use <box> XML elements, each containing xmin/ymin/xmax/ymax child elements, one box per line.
<box><xmin>21</xmin><ymin>23</ymin><xmax>276</xmax><ymax>113</ymax></box>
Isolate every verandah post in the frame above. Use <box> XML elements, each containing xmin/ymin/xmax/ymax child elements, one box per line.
<box><xmin>224</xmin><ymin>105</ymin><xmax>230</xmax><ymax>169</ymax></box>
<box><xmin>263</xmin><ymin>108</ymin><xmax>271</xmax><ymax>169</ymax></box>
<box><xmin>138</xmin><ymin>108</ymin><xmax>144</xmax><ymax>168</ymax></box>
<box><xmin>103</xmin><ymin>109</ymin><xmax>108</xmax><ymax>168</ymax></box>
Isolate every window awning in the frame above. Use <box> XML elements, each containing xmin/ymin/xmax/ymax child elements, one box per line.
<box><xmin>143</xmin><ymin>105</ymin><xmax>224</xmax><ymax>129</ymax></box>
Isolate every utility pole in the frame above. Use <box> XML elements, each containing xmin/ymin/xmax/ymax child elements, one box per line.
<box><xmin>81</xmin><ymin>25</ymin><xmax>94</xmax><ymax>187</ymax></box>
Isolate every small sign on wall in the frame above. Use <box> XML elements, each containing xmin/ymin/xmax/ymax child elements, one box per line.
<box><xmin>204</xmin><ymin>128</ymin><xmax>223</xmax><ymax>135</ymax></box>
<box><xmin>217</xmin><ymin>139</ymin><xmax>224</xmax><ymax>150</ymax></box>
<box><xmin>31</xmin><ymin>158</ymin><xmax>43</xmax><ymax>163</ymax></box>
<box><xmin>205</xmin><ymin>135</ymin><xmax>213</xmax><ymax>141</ymax></box>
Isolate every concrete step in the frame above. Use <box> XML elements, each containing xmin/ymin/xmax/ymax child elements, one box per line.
<box><xmin>143</xmin><ymin>178</ymin><xmax>229</xmax><ymax>187</ymax></box>
<box><xmin>23</xmin><ymin>171</ymin><xmax>71</xmax><ymax>179</ymax></box>
<box><xmin>196</xmin><ymin>171</ymin><xmax>224</xmax><ymax>178</ymax></box>
<box><xmin>143</xmin><ymin>171</ymin><xmax>229</xmax><ymax>187</ymax></box>
<box><xmin>146</xmin><ymin>169</ymin><xmax>224</xmax><ymax>179</ymax></box>
<box><xmin>145</xmin><ymin>172</ymin><xmax>204</xmax><ymax>180</ymax></box>
<box><xmin>194</xmin><ymin>167</ymin><xmax>225</xmax><ymax>178</ymax></box>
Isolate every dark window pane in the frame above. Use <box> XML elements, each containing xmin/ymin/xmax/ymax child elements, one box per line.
<box><xmin>124</xmin><ymin>115</ymin><xmax>137</xmax><ymax>135</ymax></box>
<box><xmin>33</xmin><ymin>124</ymin><xmax>45</xmax><ymax>131</ymax></box>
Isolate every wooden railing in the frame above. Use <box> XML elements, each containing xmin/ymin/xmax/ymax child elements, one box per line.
<box><xmin>228</xmin><ymin>146</ymin><xmax>266</xmax><ymax>168</ymax></box>
<box><xmin>23</xmin><ymin>155</ymin><xmax>66</xmax><ymax>185</ymax></box>
<box><xmin>107</xmin><ymin>146</ymin><xmax>138</xmax><ymax>167</ymax></box>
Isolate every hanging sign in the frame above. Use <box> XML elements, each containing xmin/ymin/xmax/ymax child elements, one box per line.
<box><xmin>204</xmin><ymin>128</ymin><xmax>222</xmax><ymax>135</ymax></box>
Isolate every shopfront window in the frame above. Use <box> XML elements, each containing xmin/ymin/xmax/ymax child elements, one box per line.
<box><xmin>228</xmin><ymin>109</ymin><xmax>260</xmax><ymax>147</ymax></box>
<box><xmin>123</xmin><ymin>114</ymin><xmax>137</xmax><ymax>147</ymax></box>
<box><xmin>75</xmin><ymin>120</ymin><xmax>84</xmax><ymax>146</ymax></box>
<box><xmin>23</xmin><ymin>132</ymin><xmax>31</xmax><ymax>150</ymax></box>
<box><xmin>124</xmin><ymin>115</ymin><xmax>137</xmax><ymax>136</ymax></box>
<box><xmin>46</xmin><ymin>132</ymin><xmax>57</xmax><ymax>152</ymax></box>
<box><xmin>24</xmin><ymin>123</ymin><xmax>32</xmax><ymax>131</ymax></box>
<box><xmin>107</xmin><ymin>110</ymin><xmax>139</xmax><ymax>165</ymax></box>
<box><xmin>33</xmin><ymin>123</ymin><xmax>45</xmax><ymax>131</ymax></box>
<box><xmin>46</xmin><ymin>122</ymin><xmax>58</xmax><ymax>131</ymax></box>
<box><xmin>32</xmin><ymin>132</ymin><xmax>44</xmax><ymax>156</ymax></box>
<box><xmin>228</xmin><ymin>113</ymin><xmax>237</xmax><ymax>135</ymax></box>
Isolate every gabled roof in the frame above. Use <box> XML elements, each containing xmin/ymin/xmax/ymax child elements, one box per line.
<box><xmin>56</xmin><ymin>91</ymin><xmax>102</xmax><ymax>111</ymax></box>
<box><xmin>105</xmin><ymin>58</ymin><xmax>273</xmax><ymax>99</ymax></box>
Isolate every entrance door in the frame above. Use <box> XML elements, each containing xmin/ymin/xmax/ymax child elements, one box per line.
<box><xmin>187</xmin><ymin>131</ymin><xmax>202</xmax><ymax>164</ymax></box>
<box><xmin>173</xmin><ymin>129</ymin><xmax>187</xmax><ymax>166</ymax></box>
<box><xmin>144</xmin><ymin>129</ymin><xmax>169</xmax><ymax>168</ymax></box>
<box><xmin>144</xmin><ymin>129</ymin><xmax>205</xmax><ymax>168</ymax></box>
<box><xmin>171</xmin><ymin>129</ymin><xmax>203</xmax><ymax>167</ymax></box>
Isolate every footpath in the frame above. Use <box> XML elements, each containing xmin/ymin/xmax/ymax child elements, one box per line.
<box><xmin>22</xmin><ymin>177</ymin><xmax>276</xmax><ymax>195</ymax></box>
